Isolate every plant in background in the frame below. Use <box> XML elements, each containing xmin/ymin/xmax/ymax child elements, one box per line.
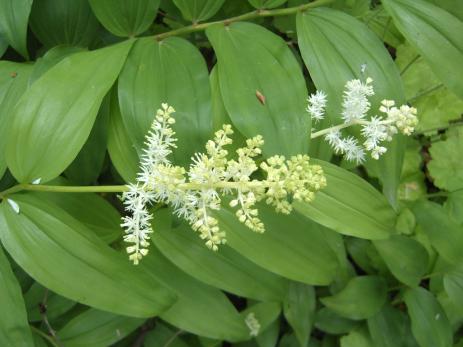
<box><xmin>0</xmin><ymin>0</ymin><xmax>462</xmax><ymax>346</ymax></box>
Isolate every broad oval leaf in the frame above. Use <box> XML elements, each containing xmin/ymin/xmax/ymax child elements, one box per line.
<box><xmin>0</xmin><ymin>193</ymin><xmax>176</xmax><ymax>317</ymax></box>
<box><xmin>0</xmin><ymin>245</ymin><xmax>34</xmax><ymax>347</ymax></box>
<box><xmin>443</xmin><ymin>263</ymin><xmax>463</xmax><ymax>316</ymax></box>
<box><xmin>315</xmin><ymin>307</ymin><xmax>359</xmax><ymax>335</ymax></box>
<box><xmin>383</xmin><ymin>0</ymin><xmax>463</xmax><ymax>100</ymax></box>
<box><xmin>172</xmin><ymin>0</ymin><xmax>225</xmax><ymax>22</ymax></box>
<box><xmin>296</xmin><ymin>7</ymin><xmax>405</xmax><ymax>205</ymax></box>
<box><xmin>6</xmin><ymin>41</ymin><xmax>132</xmax><ymax>183</ymax></box>
<box><xmin>295</xmin><ymin>159</ymin><xmax>396</xmax><ymax>240</ymax></box>
<box><xmin>58</xmin><ymin>309</ymin><xmax>144</xmax><ymax>347</ymax></box>
<box><xmin>320</xmin><ymin>276</ymin><xmax>387</xmax><ymax>320</ymax></box>
<box><xmin>89</xmin><ymin>0</ymin><xmax>160</xmax><ymax>37</ymax></box>
<box><xmin>216</xmin><ymin>205</ymin><xmax>340</xmax><ymax>285</ymax></box>
<box><xmin>283</xmin><ymin>282</ymin><xmax>315</xmax><ymax>347</ymax></box>
<box><xmin>412</xmin><ymin>200</ymin><xmax>463</xmax><ymax>265</ymax></box>
<box><xmin>340</xmin><ymin>327</ymin><xmax>374</xmax><ymax>347</ymax></box>
<box><xmin>153</xmin><ymin>213</ymin><xmax>288</xmax><ymax>301</ymax></box>
<box><xmin>404</xmin><ymin>287</ymin><xmax>453</xmax><ymax>347</ymax></box>
<box><xmin>118</xmin><ymin>36</ymin><xmax>212</xmax><ymax>167</ymax></box>
<box><xmin>29</xmin><ymin>0</ymin><xmax>100</xmax><ymax>48</ymax></box>
<box><xmin>206</xmin><ymin>21</ymin><xmax>309</xmax><ymax>157</ymax></box>
<box><xmin>0</xmin><ymin>0</ymin><xmax>32</xmax><ymax>58</ymax></box>
<box><xmin>0</xmin><ymin>62</ymin><xmax>33</xmax><ymax>177</ymax></box>
<box><xmin>374</xmin><ymin>235</ymin><xmax>428</xmax><ymax>287</ymax></box>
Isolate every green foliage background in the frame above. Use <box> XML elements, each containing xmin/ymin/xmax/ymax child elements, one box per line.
<box><xmin>0</xmin><ymin>0</ymin><xmax>462</xmax><ymax>346</ymax></box>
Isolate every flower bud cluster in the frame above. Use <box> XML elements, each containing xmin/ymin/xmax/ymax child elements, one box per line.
<box><xmin>307</xmin><ymin>77</ymin><xmax>418</xmax><ymax>163</ymax></box>
<box><xmin>121</xmin><ymin>104</ymin><xmax>327</xmax><ymax>263</ymax></box>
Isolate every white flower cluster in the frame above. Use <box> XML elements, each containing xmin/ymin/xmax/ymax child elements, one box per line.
<box><xmin>307</xmin><ymin>78</ymin><xmax>418</xmax><ymax>163</ymax></box>
<box><xmin>245</xmin><ymin>312</ymin><xmax>261</xmax><ymax>337</ymax></box>
<box><xmin>121</xmin><ymin>104</ymin><xmax>327</xmax><ymax>264</ymax></box>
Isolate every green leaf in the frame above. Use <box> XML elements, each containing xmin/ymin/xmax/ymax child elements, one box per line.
<box><xmin>65</xmin><ymin>93</ymin><xmax>110</xmax><ymax>185</ymax></box>
<box><xmin>0</xmin><ymin>0</ymin><xmax>32</xmax><ymax>58</ymax></box>
<box><xmin>6</xmin><ymin>41</ymin><xmax>132</xmax><ymax>183</ymax></box>
<box><xmin>153</xmin><ymin>212</ymin><xmax>288</xmax><ymax>301</ymax></box>
<box><xmin>241</xmin><ymin>302</ymin><xmax>281</xmax><ymax>337</ymax></box>
<box><xmin>445</xmin><ymin>190</ymin><xmax>463</xmax><ymax>225</ymax></box>
<box><xmin>28</xmin><ymin>188</ymin><xmax>122</xmax><ymax>244</ymax></box>
<box><xmin>443</xmin><ymin>263</ymin><xmax>463</xmax><ymax>316</ymax></box>
<box><xmin>395</xmin><ymin>43</ymin><xmax>463</xmax><ymax>133</ymax></box>
<box><xmin>340</xmin><ymin>326</ymin><xmax>374</xmax><ymax>347</ymax></box>
<box><xmin>138</xmin><ymin>211</ymin><xmax>249</xmax><ymax>342</ymax></box>
<box><xmin>283</xmin><ymin>282</ymin><xmax>315</xmax><ymax>347</ymax></box>
<box><xmin>296</xmin><ymin>7</ymin><xmax>405</xmax><ymax>205</ymax></box>
<box><xmin>206</xmin><ymin>21</ymin><xmax>309</xmax><ymax>157</ymax></box>
<box><xmin>314</xmin><ymin>307</ymin><xmax>359</xmax><ymax>335</ymax></box>
<box><xmin>144</xmin><ymin>322</ymin><xmax>188</xmax><ymax>347</ymax></box>
<box><xmin>0</xmin><ymin>193</ymin><xmax>175</xmax><ymax>317</ymax></box>
<box><xmin>295</xmin><ymin>159</ymin><xmax>396</xmax><ymax>240</ymax></box>
<box><xmin>107</xmin><ymin>86</ymin><xmax>138</xmax><ymax>183</ymax></box>
<box><xmin>0</xmin><ymin>34</ymin><xmax>7</xmax><ymax>57</ymax></box>
<box><xmin>412</xmin><ymin>200</ymin><xmax>463</xmax><ymax>265</ymax></box>
<box><xmin>172</xmin><ymin>0</ymin><xmax>225</xmax><ymax>22</ymax></box>
<box><xmin>29</xmin><ymin>0</ymin><xmax>100</xmax><ymax>48</ymax></box>
<box><xmin>215</xmin><ymin>205</ymin><xmax>340</xmax><ymax>285</ymax></box>
<box><xmin>248</xmin><ymin>0</ymin><xmax>287</xmax><ymax>9</ymax></box>
<box><xmin>382</xmin><ymin>0</ymin><xmax>463</xmax><ymax>100</ymax></box>
<box><xmin>256</xmin><ymin>318</ymin><xmax>279</xmax><ymax>347</ymax></box>
<box><xmin>58</xmin><ymin>308</ymin><xmax>144</xmax><ymax>347</ymax></box>
<box><xmin>428</xmin><ymin>128</ymin><xmax>463</xmax><ymax>191</ymax></box>
<box><xmin>118</xmin><ymin>36</ymin><xmax>212</xmax><ymax>167</ymax></box>
<box><xmin>367</xmin><ymin>304</ymin><xmax>414</xmax><ymax>347</ymax></box>
<box><xmin>29</xmin><ymin>46</ymin><xmax>85</xmax><ymax>85</ymax></box>
<box><xmin>404</xmin><ymin>287</ymin><xmax>453</xmax><ymax>347</ymax></box>
<box><xmin>0</xmin><ymin>244</ymin><xmax>34</xmax><ymax>347</ymax></box>
<box><xmin>320</xmin><ymin>276</ymin><xmax>387</xmax><ymax>320</ymax></box>
<box><xmin>89</xmin><ymin>0</ymin><xmax>160</xmax><ymax>37</ymax></box>
<box><xmin>0</xmin><ymin>62</ymin><xmax>33</xmax><ymax>177</ymax></box>
<box><xmin>374</xmin><ymin>235</ymin><xmax>428</xmax><ymax>287</ymax></box>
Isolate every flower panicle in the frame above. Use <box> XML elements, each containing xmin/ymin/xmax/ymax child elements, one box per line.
<box><xmin>120</xmin><ymin>105</ymin><xmax>327</xmax><ymax>263</ymax></box>
<box><xmin>307</xmin><ymin>76</ymin><xmax>418</xmax><ymax>163</ymax></box>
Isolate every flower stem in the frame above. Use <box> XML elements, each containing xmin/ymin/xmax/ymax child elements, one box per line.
<box><xmin>310</xmin><ymin>120</ymin><xmax>370</xmax><ymax>139</ymax></box>
<box><xmin>153</xmin><ymin>0</ymin><xmax>334</xmax><ymax>41</ymax></box>
<box><xmin>0</xmin><ymin>184</ymin><xmax>128</xmax><ymax>199</ymax></box>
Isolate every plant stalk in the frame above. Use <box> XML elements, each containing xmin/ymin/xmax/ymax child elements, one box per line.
<box><xmin>153</xmin><ymin>0</ymin><xmax>334</xmax><ymax>40</ymax></box>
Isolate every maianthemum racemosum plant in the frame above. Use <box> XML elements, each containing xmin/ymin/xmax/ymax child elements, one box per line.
<box><xmin>121</xmin><ymin>77</ymin><xmax>418</xmax><ymax>264</ymax></box>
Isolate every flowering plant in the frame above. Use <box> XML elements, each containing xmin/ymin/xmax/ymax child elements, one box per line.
<box><xmin>0</xmin><ymin>0</ymin><xmax>461</xmax><ymax>346</ymax></box>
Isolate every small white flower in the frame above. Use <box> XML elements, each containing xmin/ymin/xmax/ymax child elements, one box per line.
<box><xmin>245</xmin><ymin>312</ymin><xmax>261</xmax><ymax>337</ymax></box>
<box><xmin>341</xmin><ymin>77</ymin><xmax>375</xmax><ymax>123</ymax></box>
<box><xmin>307</xmin><ymin>90</ymin><xmax>327</xmax><ymax>122</ymax></box>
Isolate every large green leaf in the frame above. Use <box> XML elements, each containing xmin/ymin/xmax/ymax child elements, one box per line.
<box><xmin>215</xmin><ymin>205</ymin><xmax>340</xmax><ymax>285</ymax></box>
<box><xmin>320</xmin><ymin>276</ymin><xmax>387</xmax><ymax>320</ymax></box>
<box><xmin>153</xmin><ymin>212</ymin><xmax>288</xmax><ymax>301</ymax></box>
<box><xmin>374</xmin><ymin>235</ymin><xmax>428</xmax><ymax>287</ymax></box>
<box><xmin>0</xmin><ymin>193</ymin><xmax>175</xmax><ymax>317</ymax></box>
<box><xmin>315</xmin><ymin>307</ymin><xmax>359</xmax><ymax>335</ymax></box>
<box><xmin>118</xmin><ymin>36</ymin><xmax>212</xmax><ymax>167</ymax></box>
<box><xmin>412</xmin><ymin>200</ymin><xmax>463</xmax><ymax>265</ymax></box>
<box><xmin>340</xmin><ymin>327</ymin><xmax>374</xmax><ymax>347</ymax></box>
<box><xmin>296</xmin><ymin>7</ymin><xmax>405</xmax><ymax>205</ymax></box>
<box><xmin>0</xmin><ymin>62</ymin><xmax>33</xmax><ymax>177</ymax></box>
<box><xmin>144</xmin><ymin>323</ymin><xmax>188</xmax><ymax>347</ymax></box>
<box><xmin>65</xmin><ymin>93</ymin><xmax>110</xmax><ymax>185</ymax></box>
<box><xmin>404</xmin><ymin>287</ymin><xmax>453</xmax><ymax>347</ymax></box>
<box><xmin>283</xmin><ymin>282</ymin><xmax>315</xmax><ymax>347</ymax></box>
<box><xmin>0</xmin><ymin>0</ymin><xmax>32</xmax><ymax>58</ymax></box>
<box><xmin>29</xmin><ymin>0</ymin><xmax>100</xmax><ymax>48</ymax></box>
<box><xmin>0</xmin><ymin>245</ymin><xmax>34</xmax><ymax>347</ymax></box>
<box><xmin>367</xmin><ymin>304</ymin><xmax>416</xmax><ymax>347</ymax></box>
<box><xmin>6</xmin><ymin>41</ymin><xmax>132</xmax><ymax>183</ymax></box>
<box><xmin>444</xmin><ymin>263</ymin><xmax>463</xmax><ymax>316</ymax></box>
<box><xmin>58</xmin><ymin>308</ymin><xmax>144</xmax><ymax>347</ymax></box>
<box><xmin>89</xmin><ymin>0</ymin><xmax>160</xmax><ymax>37</ymax></box>
<box><xmin>428</xmin><ymin>128</ymin><xmax>463</xmax><ymax>191</ymax></box>
<box><xmin>383</xmin><ymin>0</ymin><xmax>463</xmax><ymax>100</ymax></box>
<box><xmin>295</xmin><ymin>159</ymin><xmax>396</xmax><ymax>240</ymax></box>
<box><xmin>172</xmin><ymin>0</ymin><xmax>225</xmax><ymax>22</ymax></box>
<box><xmin>107</xmin><ymin>87</ymin><xmax>138</xmax><ymax>183</ymax></box>
<box><xmin>206</xmin><ymin>21</ymin><xmax>309</xmax><ymax>157</ymax></box>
